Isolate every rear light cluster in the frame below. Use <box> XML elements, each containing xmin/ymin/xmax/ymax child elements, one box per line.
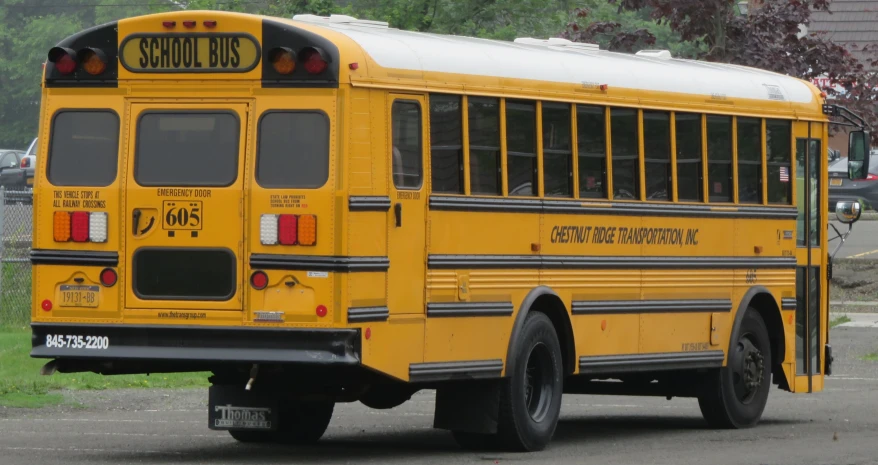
<box><xmin>53</xmin><ymin>211</ymin><xmax>107</xmax><ymax>243</ymax></box>
<box><xmin>48</xmin><ymin>47</ymin><xmax>108</xmax><ymax>76</ymax></box>
<box><xmin>260</xmin><ymin>214</ymin><xmax>316</xmax><ymax>246</ymax></box>
<box><xmin>20</xmin><ymin>158</ymin><xmax>30</xmax><ymax>168</ymax></box>
<box><xmin>867</xmin><ymin>174</ymin><xmax>878</xmax><ymax>181</ymax></box>
<box><xmin>267</xmin><ymin>46</ymin><xmax>329</xmax><ymax>75</ymax></box>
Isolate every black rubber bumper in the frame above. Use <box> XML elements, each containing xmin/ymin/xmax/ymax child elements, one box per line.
<box><xmin>31</xmin><ymin>323</ymin><xmax>361</xmax><ymax>365</ymax></box>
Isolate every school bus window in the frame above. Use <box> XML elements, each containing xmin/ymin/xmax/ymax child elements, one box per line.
<box><xmin>256</xmin><ymin>112</ymin><xmax>329</xmax><ymax>189</ymax></box>
<box><xmin>133</xmin><ymin>248</ymin><xmax>236</xmax><ymax>301</ymax></box>
<box><xmin>707</xmin><ymin>115</ymin><xmax>733</xmax><ymax>202</ymax></box>
<box><xmin>505</xmin><ymin>100</ymin><xmax>537</xmax><ymax>197</ymax></box>
<box><xmin>796</xmin><ymin>138</ymin><xmax>821</xmax><ymax>247</ymax></box>
<box><xmin>737</xmin><ymin>117</ymin><xmax>762</xmax><ymax>204</ymax></box>
<box><xmin>543</xmin><ymin>103</ymin><xmax>573</xmax><ymax>198</ymax></box>
<box><xmin>643</xmin><ymin>111</ymin><xmax>671</xmax><ymax>201</ymax></box>
<box><xmin>610</xmin><ymin>108</ymin><xmax>639</xmax><ymax>200</ymax></box>
<box><xmin>675</xmin><ymin>113</ymin><xmax>703</xmax><ymax>202</ymax></box>
<box><xmin>577</xmin><ymin>105</ymin><xmax>607</xmax><ymax>199</ymax></box>
<box><xmin>47</xmin><ymin>111</ymin><xmax>119</xmax><ymax>187</ymax></box>
<box><xmin>429</xmin><ymin>94</ymin><xmax>463</xmax><ymax>194</ymax></box>
<box><xmin>135</xmin><ymin>113</ymin><xmax>239</xmax><ymax>186</ymax></box>
<box><xmin>468</xmin><ymin>97</ymin><xmax>501</xmax><ymax>195</ymax></box>
<box><xmin>391</xmin><ymin>101</ymin><xmax>423</xmax><ymax>189</ymax></box>
<box><xmin>766</xmin><ymin>119</ymin><xmax>792</xmax><ymax>204</ymax></box>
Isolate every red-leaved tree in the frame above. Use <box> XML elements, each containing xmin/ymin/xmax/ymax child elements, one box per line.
<box><xmin>562</xmin><ymin>0</ymin><xmax>878</xmax><ymax>142</ymax></box>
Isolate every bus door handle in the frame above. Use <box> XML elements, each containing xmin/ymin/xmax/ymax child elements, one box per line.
<box><xmin>394</xmin><ymin>202</ymin><xmax>402</xmax><ymax>227</ymax></box>
<box><xmin>132</xmin><ymin>208</ymin><xmax>141</xmax><ymax>234</ymax></box>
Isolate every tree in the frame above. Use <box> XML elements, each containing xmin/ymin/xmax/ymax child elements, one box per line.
<box><xmin>563</xmin><ymin>0</ymin><xmax>878</xmax><ymax>142</ymax></box>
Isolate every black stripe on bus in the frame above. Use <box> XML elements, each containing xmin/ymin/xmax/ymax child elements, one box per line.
<box><xmin>347</xmin><ymin>306</ymin><xmax>389</xmax><ymax>323</ymax></box>
<box><xmin>429</xmin><ymin>195</ymin><xmax>798</xmax><ymax>220</ymax></box>
<box><xmin>427</xmin><ymin>255</ymin><xmax>796</xmax><ymax>270</ymax></box>
<box><xmin>781</xmin><ymin>298</ymin><xmax>797</xmax><ymax>310</ymax></box>
<box><xmin>250</xmin><ymin>254</ymin><xmax>389</xmax><ymax>272</ymax></box>
<box><xmin>426</xmin><ymin>302</ymin><xmax>514</xmax><ymax>318</ymax></box>
<box><xmin>30</xmin><ymin>249</ymin><xmax>119</xmax><ymax>267</ymax></box>
<box><xmin>349</xmin><ymin>196</ymin><xmax>392</xmax><ymax>212</ymax></box>
<box><xmin>409</xmin><ymin>359</ymin><xmax>504</xmax><ymax>383</ymax></box>
<box><xmin>572</xmin><ymin>299</ymin><xmax>732</xmax><ymax>315</ymax></box>
<box><xmin>579</xmin><ymin>351</ymin><xmax>725</xmax><ymax>374</ymax></box>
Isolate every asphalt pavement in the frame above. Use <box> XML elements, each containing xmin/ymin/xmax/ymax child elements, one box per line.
<box><xmin>1</xmin><ymin>325</ymin><xmax>877</xmax><ymax>465</ymax></box>
<box><xmin>833</xmin><ymin>219</ymin><xmax>878</xmax><ymax>258</ymax></box>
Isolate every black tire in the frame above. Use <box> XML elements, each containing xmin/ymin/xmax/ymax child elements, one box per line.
<box><xmin>275</xmin><ymin>400</ymin><xmax>335</xmax><ymax>444</ymax></box>
<box><xmin>228</xmin><ymin>400</ymin><xmax>335</xmax><ymax>445</ymax></box>
<box><xmin>496</xmin><ymin>312</ymin><xmax>564</xmax><ymax>452</ymax></box>
<box><xmin>698</xmin><ymin>309</ymin><xmax>772</xmax><ymax>429</ymax></box>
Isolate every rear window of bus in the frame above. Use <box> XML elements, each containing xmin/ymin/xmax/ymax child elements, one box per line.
<box><xmin>47</xmin><ymin>111</ymin><xmax>119</xmax><ymax>186</ymax></box>
<box><xmin>256</xmin><ymin>112</ymin><xmax>330</xmax><ymax>188</ymax></box>
<box><xmin>135</xmin><ymin>112</ymin><xmax>239</xmax><ymax>186</ymax></box>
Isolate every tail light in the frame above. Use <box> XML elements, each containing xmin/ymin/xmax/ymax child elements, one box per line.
<box><xmin>299</xmin><ymin>47</ymin><xmax>328</xmax><ymax>74</ymax></box>
<box><xmin>53</xmin><ymin>211</ymin><xmax>108</xmax><ymax>243</ymax></box>
<box><xmin>260</xmin><ymin>214</ymin><xmax>316</xmax><ymax>246</ymax></box>
<box><xmin>48</xmin><ymin>47</ymin><xmax>77</xmax><ymax>75</ymax></box>
<box><xmin>20</xmin><ymin>158</ymin><xmax>30</xmax><ymax>168</ymax></box>
<box><xmin>100</xmin><ymin>268</ymin><xmax>118</xmax><ymax>287</ymax></box>
<box><xmin>867</xmin><ymin>174</ymin><xmax>878</xmax><ymax>181</ymax></box>
<box><xmin>77</xmin><ymin>48</ymin><xmax>107</xmax><ymax>75</ymax></box>
<box><xmin>250</xmin><ymin>271</ymin><xmax>268</xmax><ymax>290</ymax></box>
<box><xmin>268</xmin><ymin>47</ymin><xmax>296</xmax><ymax>75</ymax></box>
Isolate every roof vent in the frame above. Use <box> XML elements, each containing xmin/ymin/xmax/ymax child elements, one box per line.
<box><xmin>292</xmin><ymin>13</ymin><xmax>389</xmax><ymax>28</ymax></box>
<box><xmin>514</xmin><ymin>37</ymin><xmax>599</xmax><ymax>51</ymax></box>
<box><xmin>635</xmin><ymin>49</ymin><xmax>672</xmax><ymax>60</ymax></box>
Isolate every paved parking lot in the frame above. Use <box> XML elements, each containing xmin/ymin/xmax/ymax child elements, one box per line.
<box><xmin>0</xmin><ymin>325</ymin><xmax>876</xmax><ymax>465</ymax></box>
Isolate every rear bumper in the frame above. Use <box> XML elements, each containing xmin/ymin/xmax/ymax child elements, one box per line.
<box><xmin>31</xmin><ymin>323</ymin><xmax>361</xmax><ymax>366</ymax></box>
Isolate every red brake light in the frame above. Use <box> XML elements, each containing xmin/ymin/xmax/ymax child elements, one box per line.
<box><xmin>250</xmin><ymin>271</ymin><xmax>268</xmax><ymax>290</ymax></box>
<box><xmin>48</xmin><ymin>47</ymin><xmax>77</xmax><ymax>75</ymax></box>
<box><xmin>183</xmin><ymin>20</ymin><xmax>196</xmax><ymax>28</ymax></box>
<box><xmin>300</xmin><ymin>48</ymin><xmax>328</xmax><ymax>74</ymax></box>
<box><xmin>20</xmin><ymin>158</ymin><xmax>29</xmax><ymax>168</ymax></box>
<box><xmin>278</xmin><ymin>214</ymin><xmax>298</xmax><ymax>245</ymax></box>
<box><xmin>100</xmin><ymin>268</ymin><xmax>118</xmax><ymax>287</ymax></box>
<box><xmin>867</xmin><ymin>174</ymin><xmax>878</xmax><ymax>181</ymax></box>
<box><xmin>70</xmin><ymin>211</ymin><xmax>89</xmax><ymax>242</ymax></box>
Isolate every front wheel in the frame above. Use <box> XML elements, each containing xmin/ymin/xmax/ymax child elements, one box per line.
<box><xmin>698</xmin><ymin>309</ymin><xmax>772</xmax><ymax>429</ymax></box>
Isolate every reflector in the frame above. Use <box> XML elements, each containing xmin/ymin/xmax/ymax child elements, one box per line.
<box><xmin>250</xmin><ymin>271</ymin><xmax>268</xmax><ymax>290</ymax></box>
<box><xmin>100</xmin><ymin>268</ymin><xmax>118</xmax><ymax>287</ymax></box>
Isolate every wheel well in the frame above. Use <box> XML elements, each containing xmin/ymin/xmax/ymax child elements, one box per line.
<box><xmin>747</xmin><ymin>293</ymin><xmax>786</xmax><ymax>371</ymax></box>
<box><xmin>529</xmin><ymin>294</ymin><xmax>576</xmax><ymax>375</ymax></box>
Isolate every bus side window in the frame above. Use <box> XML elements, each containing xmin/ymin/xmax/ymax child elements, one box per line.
<box><xmin>643</xmin><ymin>111</ymin><xmax>671</xmax><ymax>201</ymax></box>
<box><xmin>609</xmin><ymin>108</ymin><xmax>639</xmax><ymax>200</ymax></box>
<box><xmin>766</xmin><ymin>119</ymin><xmax>792</xmax><ymax>205</ymax></box>
<box><xmin>675</xmin><ymin>113</ymin><xmax>703</xmax><ymax>202</ymax></box>
<box><xmin>506</xmin><ymin>100</ymin><xmax>537</xmax><ymax>197</ymax></box>
<box><xmin>577</xmin><ymin>105</ymin><xmax>607</xmax><ymax>199</ymax></box>
<box><xmin>707</xmin><ymin>115</ymin><xmax>733</xmax><ymax>202</ymax></box>
<box><xmin>542</xmin><ymin>103</ymin><xmax>573</xmax><ymax>198</ymax></box>
<box><xmin>429</xmin><ymin>94</ymin><xmax>464</xmax><ymax>194</ymax></box>
<box><xmin>737</xmin><ymin>117</ymin><xmax>763</xmax><ymax>204</ymax></box>
<box><xmin>391</xmin><ymin>101</ymin><xmax>423</xmax><ymax>190</ymax></box>
<box><xmin>468</xmin><ymin>97</ymin><xmax>501</xmax><ymax>195</ymax></box>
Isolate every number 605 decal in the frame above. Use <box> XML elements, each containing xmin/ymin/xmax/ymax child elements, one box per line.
<box><xmin>162</xmin><ymin>200</ymin><xmax>203</xmax><ymax>230</ymax></box>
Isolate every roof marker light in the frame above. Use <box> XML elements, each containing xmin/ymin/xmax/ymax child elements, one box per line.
<box><xmin>183</xmin><ymin>20</ymin><xmax>196</xmax><ymax>28</ymax></box>
<box><xmin>203</xmin><ymin>20</ymin><xmax>217</xmax><ymax>28</ymax></box>
<box><xmin>162</xmin><ymin>21</ymin><xmax>176</xmax><ymax>28</ymax></box>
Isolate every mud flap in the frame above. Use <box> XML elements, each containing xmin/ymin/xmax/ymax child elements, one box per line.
<box><xmin>433</xmin><ymin>380</ymin><xmax>500</xmax><ymax>434</ymax></box>
<box><xmin>208</xmin><ymin>385</ymin><xmax>278</xmax><ymax>431</ymax></box>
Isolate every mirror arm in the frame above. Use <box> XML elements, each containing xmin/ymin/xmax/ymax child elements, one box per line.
<box><xmin>830</xmin><ymin>223</ymin><xmax>854</xmax><ymax>260</ymax></box>
<box><xmin>824</xmin><ymin>104</ymin><xmax>868</xmax><ymax>129</ymax></box>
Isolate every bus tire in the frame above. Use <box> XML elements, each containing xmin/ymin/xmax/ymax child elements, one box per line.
<box><xmin>698</xmin><ymin>308</ymin><xmax>772</xmax><ymax>429</ymax></box>
<box><xmin>274</xmin><ymin>400</ymin><xmax>335</xmax><ymax>444</ymax></box>
<box><xmin>496</xmin><ymin>312</ymin><xmax>563</xmax><ymax>451</ymax></box>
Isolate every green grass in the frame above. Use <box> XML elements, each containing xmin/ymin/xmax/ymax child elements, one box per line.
<box><xmin>862</xmin><ymin>353</ymin><xmax>878</xmax><ymax>362</ymax></box>
<box><xmin>0</xmin><ymin>327</ymin><xmax>210</xmax><ymax>408</ymax></box>
<box><xmin>830</xmin><ymin>315</ymin><xmax>852</xmax><ymax>329</ymax></box>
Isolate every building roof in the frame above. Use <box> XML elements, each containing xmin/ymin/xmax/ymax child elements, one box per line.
<box><xmin>289</xmin><ymin>14</ymin><xmax>817</xmax><ymax>105</ymax></box>
<box><xmin>809</xmin><ymin>0</ymin><xmax>878</xmax><ymax>64</ymax></box>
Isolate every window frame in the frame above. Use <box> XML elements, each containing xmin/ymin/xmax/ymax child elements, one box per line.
<box><xmin>766</xmin><ymin>119</ymin><xmax>793</xmax><ymax>205</ymax></box>
<box><xmin>575</xmin><ymin>105</ymin><xmax>608</xmax><ymax>200</ymax></box>
<box><xmin>541</xmin><ymin>102</ymin><xmax>574</xmax><ymax>198</ymax></box>
<box><xmin>706</xmin><ymin>114</ymin><xmax>734</xmax><ymax>203</ymax></box>
<box><xmin>46</xmin><ymin>108</ymin><xmax>121</xmax><ymax>187</ymax></box>
<box><xmin>609</xmin><ymin>107</ymin><xmax>641</xmax><ymax>201</ymax></box>
<box><xmin>504</xmin><ymin>99</ymin><xmax>538</xmax><ymax>197</ymax></box>
<box><xmin>642</xmin><ymin>110</ymin><xmax>672</xmax><ymax>202</ymax></box>
<box><xmin>391</xmin><ymin>99</ymin><xmax>425</xmax><ymax>191</ymax></box>
<box><xmin>428</xmin><ymin>93</ymin><xmax>465</xmax><ymax>194</ymax></box>
<box><xmin>467</xmin><ymin>96</ymin><xmax>502</xmax><ymax>196</ymax></box>
<box><xmin>735</xmin><ymin>116</ymin><xmax>763</xmax><ymax>205</ymax></box>
<box><xmin>134</xmin><ymin>109</ymin><xmax>241</xmax><ymax>187</ymax></box>
<box><xmin>255</xmin><ymin>109</ymin><xmax>331</xmax><ymax>190</ymax></box>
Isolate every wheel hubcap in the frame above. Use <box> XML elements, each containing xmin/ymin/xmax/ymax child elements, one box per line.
<box><xmin>731</xmin><ymin>335</ymin><xmax>765</xmax><ymax>404</ymax></box>
<box><xmin>524</xmin><ymin>342</ymin><xmax>554</xmax><ymax>422</ymax></box>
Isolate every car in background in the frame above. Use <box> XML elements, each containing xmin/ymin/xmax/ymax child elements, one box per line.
<box><xmin>828</xmin><ymin>153</ymin><xmax>878</xmax><ymax>211</ymax></box>
<box><xmin>0</xmin><ymin>149</ymin><xmax>27</xmax><ymax>190</ymax></box>
<box><xmin>19</xmin><ymin>138</ymin><xmax>37</xmax><ymax>187</ymax></box>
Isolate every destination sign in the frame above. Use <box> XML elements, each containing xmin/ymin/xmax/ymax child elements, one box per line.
<box><xmin>120</xmin><ymin>33</ymin><xmax>261</xmax><ymax>73</ymax></box>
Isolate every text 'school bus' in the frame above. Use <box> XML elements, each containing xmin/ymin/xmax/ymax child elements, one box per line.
<box><xmin>30</xmin><ymin>10</ymin><xmax>871</xmax><ymax>452</ymax></box>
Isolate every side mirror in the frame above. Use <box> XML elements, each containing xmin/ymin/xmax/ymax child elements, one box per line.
<box><xmin>835</xmin><ymin>200</ymin><xmax>862</xmax><ymax>224</ymax></box>
<box><xmin>848</xmin><ymin>130</ymin><xmax>871</xmax><ymax>180</ymax></box>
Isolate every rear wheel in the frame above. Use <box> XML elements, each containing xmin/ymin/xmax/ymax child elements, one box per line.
<box><xmin>698</xmin><ymin>309</ymin><xmax>772</xmax><ymax>429</ymax></box>
<box><xmin>496</xmin><ymin>312</ymin><xmax>564</xmax><ymax>451</ymax></box>
<box><xmin>229</xmin><ymin>400</ymin><xmax>335</xmax><ymax>445</ymax></box>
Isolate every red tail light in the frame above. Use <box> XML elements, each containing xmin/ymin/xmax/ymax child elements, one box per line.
<box><xmin>867</xmin><ymin>174</ymin><xmax>878</xmax><ymax>181</ymax></box>
<box><xmin>278</xmin><ymin>214</ymin><xmax>298</xmax><ymax>245</ymax></box>
<box><xmin>250</xmin><ymin>271</ymin><xmax>268</xmax><ymax>290</ymax></box>
<box><xmin>203</xmin><ymin>20</ymin><xmax>217</xmax><ymax>28</ymax></box>
<box><xmin>162</xmin><ymin>21</ymin><xmax>176</xmax><ymax>28</ymax></box>
<box><xmin>300</xmin><ymin>47</ymin><xmax>328</xmax><ymax>74</ymax></box>
<box><xmin>100</xmin><ymin>268</ymin><xmax>118</xmax><ymax>287</ymax></box>
<box><xmin>20</xmin><ymin>158</ymin><xmax>30</xmax><ymax>168</ymax></box>
<box><xmin>70</xmin><ymin>211</ymin><xmax>89</xmax><ymax>242</ymax></box>
<box><xmin>183</xmin><ymin>20</ymin><xmax>197</xmax><ymax>28</ymax></box>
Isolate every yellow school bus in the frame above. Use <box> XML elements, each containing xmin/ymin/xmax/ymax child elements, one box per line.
<box><xmin>30</xmin><ymin>10</ymin><xmax>871</xmax><ymax>451</ymax></box>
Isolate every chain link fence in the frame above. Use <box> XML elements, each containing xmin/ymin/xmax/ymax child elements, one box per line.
<box><xmin>1</xmin><ymin>189</ymin><xmax>33</xmax><ymax>327</ymax></box>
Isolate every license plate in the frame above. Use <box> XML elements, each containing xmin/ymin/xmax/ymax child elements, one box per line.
<box><xmin>58</xmin><ymin>285</ymin><xmax>99</xmax><ymax>307</ymax></box>
<box><xmin>26</xmin><ymin>178</ymin><xmax>33</xmax><ymax>185</ymax></box>
<box><xmin>830</xmin><ymin>178</ymin><xmax>843</xmax><ymax>186</ymax></box>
